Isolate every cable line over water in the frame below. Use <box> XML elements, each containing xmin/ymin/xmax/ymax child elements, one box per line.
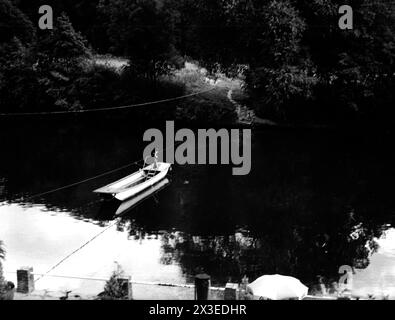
<box><xmin>34</xmin><ymin>220</ymin><xmax>119</xmax><ymax>283</ymax></box>
<box><xmin>0</xmin><ymin>87</ymin><xmax>215</xmax><ymax>117</ymax></box>
<box><xmin>18</xmin><ymin>159</ymin><xmax>144</xmax><ymax>203</ymax></box>
<box><xmin>2</xmin><ymin>86</ymin><xmax>216</xmax><ymax>203</ymax></box>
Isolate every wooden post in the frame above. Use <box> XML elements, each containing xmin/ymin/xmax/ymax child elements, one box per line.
<box><xmin>239</xmin><ymin>275</ymin><xmax>249</xmax><ymax>300</ymax></box>
<box><xmin>117</xmin><ymin>277</ymin><xmax>132</xmax><ymax>300</ymax></box>
<box><xmin>224</xmin><ymin>283</ymin><xmax>239</xmax><ymax>300</ymax></box>
<box><xmin>194</xmin><ymin>273</ymin><xmax>210</xmax><ymax>300</ymax></box>
<box><xmin>128</xmin><ymin>278</ymin><xmax>133</xmax><ymax>300</ymax></box>
<box><xmin>318</xmin><ymin>276</ymin><xmax>326</xmax><ymax>295</ymax></box>
<box><xmin>17</xmin><ymin>267</ymin><xmax>34</xmax><ymax>294</ymax></box>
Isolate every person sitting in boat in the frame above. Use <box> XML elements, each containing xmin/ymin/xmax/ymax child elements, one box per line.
<box><xmin>152</xmin><ymin>150</ymin><xmax>159</xmax><ymax>169</ymax></box>
<box><xmin>141</xmin><ymin>150</ymin><xmax>158</xmax><ymax>179</ymax></box>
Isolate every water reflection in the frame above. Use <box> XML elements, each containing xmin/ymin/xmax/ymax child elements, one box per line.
<box><xmin>1</xmin><ymin>120</ymin><xmax>395</xmax><ymax>297</ymax></box>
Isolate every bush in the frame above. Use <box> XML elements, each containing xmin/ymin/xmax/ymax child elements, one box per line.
<box><xmin>176</xmin><ymin>96</ymin><xmax>236</xmax><ymax>125</ymax></box>
<box><xmin>247</xmin><ymin>65</ymin><xmax>317</xmax><ymax>122</ymax></box>
<box><xmin>100</xmin><ymin>264</ymin><xmax>130</xmax><ymax>300</ymax></box>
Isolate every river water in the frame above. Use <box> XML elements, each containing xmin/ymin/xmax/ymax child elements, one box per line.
<box><xmin>1</xmin><ymin>118</ymin><xmax>395</xmax><ymax>298</ymax></box>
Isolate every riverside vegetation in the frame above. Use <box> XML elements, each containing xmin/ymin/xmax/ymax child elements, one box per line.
<box><xmin>0</xmin><ymin>0</ymin><xmax>394</xmax><ymax>126</ymax></box>
<box><xmin>0</xmin><ymin>240</ymin><xmax>15</xmax><ymax>300</ymax></box>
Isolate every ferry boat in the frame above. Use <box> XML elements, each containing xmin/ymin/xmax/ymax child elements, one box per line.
<box><xmin>94</xmin><ymin>155</ymin><xmax>171</xmax><ymax>202</ymax></box>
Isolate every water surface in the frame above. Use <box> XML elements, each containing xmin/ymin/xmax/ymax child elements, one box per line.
<box><xmin>1</xmin><ymin>119</ymin><xmax>395</xmax><ymax>298</ymax></box>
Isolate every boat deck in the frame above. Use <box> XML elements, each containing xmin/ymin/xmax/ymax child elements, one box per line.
<box><xmin>93</xmin><ymin>162</ymin><xmax>170</xmax><ymax>196</ymax></box>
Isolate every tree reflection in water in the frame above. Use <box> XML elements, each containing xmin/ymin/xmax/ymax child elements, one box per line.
<box><xmin>118</xmin><ymin>205</ymin><xmax>389</xmax><ymax>290</ymax></box>
<box><xmin>2</xmin><ymin>122</ymin><xmax>395</xmax><ymax>292</ymax></box>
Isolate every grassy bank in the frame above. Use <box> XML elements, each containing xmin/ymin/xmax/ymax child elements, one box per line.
<box><xmin>170</xmin><ymin>63</ymin><xmax>238</xmax><ymax>126</ymax></box>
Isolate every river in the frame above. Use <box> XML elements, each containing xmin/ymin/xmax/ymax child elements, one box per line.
<box><xmin>1</xmin><ymin>117</ymin><xmax>395</xmax><ymax>299</ymax></box>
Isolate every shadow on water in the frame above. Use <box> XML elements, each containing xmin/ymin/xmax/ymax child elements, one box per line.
<box><xmin>1</xmin><ymin>117</ymin><xmax>395</xmax><ymax>289</ymax></box>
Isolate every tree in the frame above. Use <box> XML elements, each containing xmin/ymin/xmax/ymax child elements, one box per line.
<box><xmin>0</xmin><ymin>0</ymin><xmax>35</xmax><ymax>44</ymax></box>
<box><xmin>0</xmin><ymin>1</ymin><xmax>38</xmax><ymax>113</ymax></box>
<box><xmin>246</xmin><ymin>65</ymin><xmax>317</xmax><ymax>120</ymax></box>
<box><xmin>240</xmin><ymin>0</ymin><xmax>316</xmax><ymax>120</ymax></box>
<box><xmin>98</xmin><ymin>0</ymin><xmax>177</xmax><ymax>79</ymax></box>
<box><xmin>295</xmin><ymin>0</ymin><xmax>395</xmax><ymax>122</ymax></box>
<box><xmin>0</xmin><ymin>37</ymin><xmax>39</xmax><ymax>112</ymax></box>
<box><xmin>100</xmin><ymin>264</ymin><xmax>130</xmax><ymax>300</ymax></box>
<box><xmin>35</xmin><ymin>13</ymin><xmax>91</xmax><ymax>111</ymax></box>
<box><xmin>37</xmin><ymin>12</ymin><xmax>90</xmax><ymax>68</ymax></box>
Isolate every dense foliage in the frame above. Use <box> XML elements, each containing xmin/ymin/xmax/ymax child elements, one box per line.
<box><xmin>0</xmin><ymin>0</ymin><xmax>184</xmax><ymax>114</ymax></box>
<box><xmin>0</xmin><ymin>0</ymin><xmax>394</xmax><ymax>124</ymax></box>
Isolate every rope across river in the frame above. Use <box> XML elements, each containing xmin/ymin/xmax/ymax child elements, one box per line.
<box><xmin>0</xmin><ymin>87</ymin><xmax>215</xmax><ymax>117</ymax></box>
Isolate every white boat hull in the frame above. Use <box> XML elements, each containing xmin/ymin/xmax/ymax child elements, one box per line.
<box><xmin>114</xmin><ymin>166</ymin><xmax>169</xmax><ymax>201</ymax></box>
<box><xmin>115</xmin><ymin>178</ymin><xmax>170</xmax><ymax>216</ymax></box>
<box><xmin>93</xmin><ymin>162</ymin><xmax>171</xmax><ymax>201</ymax></box>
